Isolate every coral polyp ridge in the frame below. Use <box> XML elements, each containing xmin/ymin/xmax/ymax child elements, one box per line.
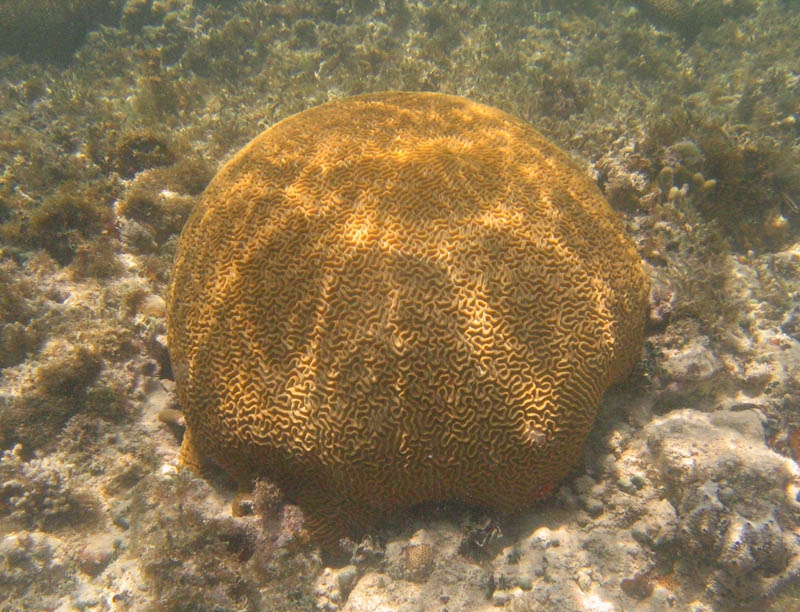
<box><xmin>166</xmin><ymin>91</ymin><xmax>650</xmax><ymax>547</ymax></box>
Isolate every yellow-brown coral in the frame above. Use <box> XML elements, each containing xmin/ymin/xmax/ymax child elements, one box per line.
<box><xmin>167</xmin><ymin>91</ymin><xmax>649</xmax><ymax>547</ymax></box>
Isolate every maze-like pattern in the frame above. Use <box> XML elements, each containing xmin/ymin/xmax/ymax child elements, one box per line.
<box><xmin>167</xmin><ymin>91</ymin><xmax>649</xmax><ymax>546</ymax></box>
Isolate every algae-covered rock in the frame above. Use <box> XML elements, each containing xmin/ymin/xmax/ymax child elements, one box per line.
<box><xmin>646</xmin><ymin>409</ymin><xmax>800</xmax><ymax>603</ymax></box>
<box><xmin>0</xmin><ymin>0</ymin><xmax>124</xmax><ymax>63</ymax></box>
<box><xmin>0</xmin><ymin>444</ymin><xmax>99</xmax><ymax>531</ymax></box>
<box><xmin>0</xmin><ymin>530</ymin><xmax>75</xmax><ymax>607</ymax></box>
<box><xmin>635</xmin><ymin>0</ymin><xmax>757</xmax><ymax>36</ymax></box>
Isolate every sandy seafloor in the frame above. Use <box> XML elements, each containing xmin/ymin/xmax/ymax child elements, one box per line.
<box><xmin>2</xmin><ymin>1</ymin><xmax>800</xmax><ymax>611</ymax></box>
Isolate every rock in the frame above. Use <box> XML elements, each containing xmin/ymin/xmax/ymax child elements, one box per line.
<box><xmin>315</xmin><ymin>566</ymin><xmax>354</xmax><ymax>610</ymax></box>
<box><xmin>0</xmin><ymin>530</ymin><xmax>73</xmax><ymax>604</ymax></box>
<box><xmin>75</xmin><ymin>533</ymin><xmax>116</xmax><ymax>577</ymax></box>
<box><xmin>580</xmin><ymin>496</ymin><xmax>604</xmax><ymax>517</ymax></box>
<box><xmin>621</xmin><ymin>572</ymin><xmax>654</xmax><ymax>599</ymax></box>
<box><xmin>526</xmin><ymin>526</ymin><xmax>558</xmax><ymax>550</ymax></box>
<box><xmin>659</xmin><ymin>335</ymin><xmax>720</xmax><ymax>384</ymax></box>
<box><xmin>575</xmin><ymin>568</ymin><xmax>593</xmax><ymax>592</ymax></box>
<box><xmin>631</xmin><ymin>499</ymin><xmax>678</xmax><ymax>549</ymax></box>
<box><xmin>645</xmin><ymin>409</ymin><xmax>800</xmax><ymax>602</ymax></box>
<box><xmin>337</xmin><ymin>565</ymin><xmax>359</xmax><ymax>597</ymax></box>
<box><xmin>340</xmin><ymin>522</ymin><xmax>489</xmax><ymax>611</ymax></box>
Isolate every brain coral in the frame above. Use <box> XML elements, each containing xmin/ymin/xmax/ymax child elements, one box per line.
<box><xmin>635</xmin><ymin>0</ymin><xmax>755</xmax><ymax>35</ymax></box>
<box><xmin>167</xmin><ymin>91</ymin><xmax>649</xmax><ymax>548</ymax></box>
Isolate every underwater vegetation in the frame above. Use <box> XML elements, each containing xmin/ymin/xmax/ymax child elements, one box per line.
<box><xmin>638</xmin><ymin>111</ymin><xmax>800</xmax><ymax>252</ymax></box>
<box><xmin>125</xmin><ymin>471</ymin><xmax>319</xmax><ymax>612</ymax></box>
<box><xmin>1</xmin><ymin>0</ymin><xmax>800</xmax><ymax>610</ymax></box>
<box><xmin>0</xmin><ymin>443</ymin><xmax>99</xmax><ymax>531</ymax></box>
<box><xmin>0</xmin><ymin>344</ymin><xmax>102</xmax><ymax>452</ymax></box>
<box><xmin>0</xmin><ymin>0</ymin><xmax>124</xmax><ymax>63</ymax></box>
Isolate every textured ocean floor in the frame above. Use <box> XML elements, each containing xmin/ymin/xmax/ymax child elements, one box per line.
<box><xmin>1</xmin><ymin>1</ymin><xmax>800</xmax><ymax>611</ymax></box>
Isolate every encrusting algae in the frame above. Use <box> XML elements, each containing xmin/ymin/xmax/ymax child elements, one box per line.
<box><xmin>166</xmin><ymin>91</ymin><xmax>650</xmax><ymax>551</ymax></box>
